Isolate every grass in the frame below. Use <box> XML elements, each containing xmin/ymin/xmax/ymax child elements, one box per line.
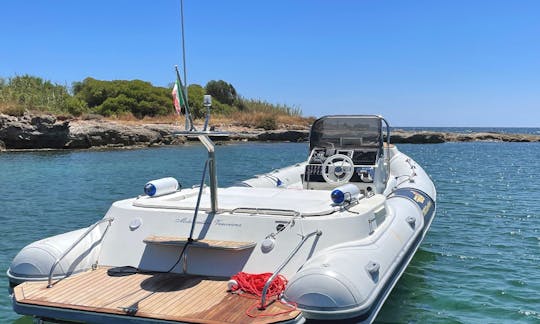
<box><xmin>0</xmin><ymin>101</ymin><xmax>25</xmax><ymax>116</ymax></box>
<box><xmin>212</xmin><ymin>111</ymin><xmax>313</xmax><ymax>128</ymax></box>
<box><xmin>240</xmin><ymin>98</ymin><xmax>303</xmax><ymax>117</ymax></box>
<box><xmin>100</xmin><ymin>111</ymin><xmax>314</xmax><ymax>130</ymax></box>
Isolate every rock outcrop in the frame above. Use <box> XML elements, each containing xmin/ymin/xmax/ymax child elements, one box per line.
<box><xmin>0</xmin><ymin>114</ymin><xmax>187</xmax><ymax>150</ymax></box>
<box><xmin>256</xmin><ymin>130</ymin><xmax>309</xmax><ymax>142</ymax></box>
<box><xmin>66</xmin><ymin>121</ymin><xmax>185</xmax><ymax>149</ymax></box>
<box><xmin>0</xmin><ymin>114</ymin><xmax>69</xmax><ymax>149</ymax></box>
<box><xmin>1</xmin><ymin>113</ymin><xmax>539</xmax><ymax>151</ymax></box>
<box><xmin>390</xmin><ymin>131</ymin><xmax>446</xmax><ymax>144</ymax></box>
<box><xmin>389</xmin><ymin>131</ymin><xmax>540</xmax><ymax>144</ymax></box>
<box><xmin>444</xmin><ymin>132</ymin><xmax>539</xmax><ymax>142</ymax></box>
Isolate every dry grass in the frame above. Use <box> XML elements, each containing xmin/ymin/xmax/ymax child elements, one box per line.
<box><xmin>102</xmin><ymin>112</ymin><xmax>179</xmax><ymax>125</ymax></box>
<box><xmin>275</xmin><ymin>114</ymin><xmax>316</xmax><ymax>128</ymax></box>
<box><xmin>212</xmin><ymin>111</ymin><xmax>314</xmax><ymax>129</ymax></box>
<box><xmin>2</xmin><ymin>104</ymin><xmax>314</xmax><ymax>131</ymax></box>
<box><xmin>104</xmin><ymin>111</ymin><xmax>315</xmax><ymax>130</ymax></box>
<box><xmin>0</xmin><ymin>101</ymin><xmax>26</xmax><ymax>116</ymax></box>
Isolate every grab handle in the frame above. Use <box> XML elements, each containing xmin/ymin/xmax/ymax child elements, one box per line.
<box><xmin>47</xmin><ymin>218</ymin><xmax>114</xmax><ymax>288</ymax></box>
<box><xmin>260</xmin><ymin>229</ymin><xmax>322</xmax><ymax>309</ymax></box>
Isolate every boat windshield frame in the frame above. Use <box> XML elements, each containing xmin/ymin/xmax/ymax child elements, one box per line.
<box><xmin>309</xmin><ymin>115</ymin><xmax>384</xmax><ymax>151</ymax></box>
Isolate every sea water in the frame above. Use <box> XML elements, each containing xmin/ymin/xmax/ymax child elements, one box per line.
<box><xmin>0</xmin><ymin>141</ymin><xmax>539</xmax><ymax>323</ymax></box>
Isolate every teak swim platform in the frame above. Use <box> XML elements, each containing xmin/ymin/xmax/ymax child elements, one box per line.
<box><xmin>14</xmin><ymin>267</ymin><xmax>300</xmax><ymax>323</ymax></box>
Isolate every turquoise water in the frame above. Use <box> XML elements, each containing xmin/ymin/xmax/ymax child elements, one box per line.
<box><xmin>1</xmin><ymin>142</ymin><xmax>539</xmax><ymax>323</ymax></box>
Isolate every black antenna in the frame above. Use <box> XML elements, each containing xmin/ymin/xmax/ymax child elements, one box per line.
<box><xmin>180</xmin><ymin>0</ymin><xmax>188</xmax><ymax>108</ymax></box>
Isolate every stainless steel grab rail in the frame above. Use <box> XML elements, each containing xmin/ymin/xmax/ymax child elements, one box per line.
<box><xmin>259</xmin><ymin>229</ymin><xmax>322</xmax><ymax>309</ymax></box>
<box><xmin>47</xmin><ymin>217</ymin><xmax>114</xmax><ymax>288</ymax></box>
<box><xmin>230</xmin><ymin>207</ymin><xmax>300</xmax><ymax>217</ymax></box>
<box><xmin>379</xmin><ymin>115</ymin><xmax>391</xmax><ymax>185</ymax></box>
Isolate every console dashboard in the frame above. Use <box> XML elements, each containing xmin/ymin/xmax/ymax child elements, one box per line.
<box><xmin>304</xmin><ymin>148</ymin><xmax>378</xmax><ymax>183</ymax></box>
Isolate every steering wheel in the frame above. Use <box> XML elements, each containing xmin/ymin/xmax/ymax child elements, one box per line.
<box><xmin>322</xmin><ymin>154</ymin><xmax>355</xmax><ymax>185</ymax></box>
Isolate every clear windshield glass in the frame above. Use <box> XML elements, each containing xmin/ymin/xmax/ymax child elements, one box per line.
<box><xmin>309</xmin><ymin>116</ymin><xmax>382</xmax><ymax>151</ymax></box>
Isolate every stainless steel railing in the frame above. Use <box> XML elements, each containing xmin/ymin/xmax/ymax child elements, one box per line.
<box><xmin>47</xmin><ymin>217</ymin><xmax>114</xmax><ymax>288</ymax></box>
<box><xmin>379</xmin><ymin>115</ymin><xmax>391</xmax><ymax>184</ymax></box>
<box><xmin>259</xmin><ymin>229</ymin><xmax>322</xmax><ymax>309</ymax></box>
<box><xmin>230</xmin><ymin>207</ymin><xmax>300</xmax><ymax>217</ymax></box>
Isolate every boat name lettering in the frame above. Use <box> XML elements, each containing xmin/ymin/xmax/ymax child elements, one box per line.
<box><xmin>214</xmin><ymin>219</ymin><xmax>242</xmax><ymax>227</ymax></box>
<box><xmin>176</xmin><ymin>217</ymin><xmax>212</xmax><ymax>225</ymax></box>
<box><xmin>175</xmin><ymin>217</ymin><xmax>241</xmax><ymax>227</ymax></box>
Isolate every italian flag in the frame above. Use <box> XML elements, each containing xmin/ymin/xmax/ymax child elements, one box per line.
<box><xmin>171</xmin><ymin>80</ymin><xmax>183</xmax><ymax>115</ymax></box>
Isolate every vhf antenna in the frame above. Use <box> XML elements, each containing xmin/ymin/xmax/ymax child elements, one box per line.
<box><xmin>177</xmin><ymin>0</ymin><xmax>195</xmax><ymax>131</ymax></box>
<box><xmin>180</xmin><ymin>0</ymin><xmax>188</xmax><ymax>108</ymax></box>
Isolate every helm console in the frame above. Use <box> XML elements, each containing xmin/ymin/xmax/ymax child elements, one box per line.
<box><xmin>303</xmin><ymin>115</ymin><xmax>389</xmax><ymax>195</ymax></box>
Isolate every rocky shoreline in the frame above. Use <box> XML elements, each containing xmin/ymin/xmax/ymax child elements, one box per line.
<box><xmin>1</xmin><ymin>114</ymin><xmax>539</xmax><ymax>152</ymax></box>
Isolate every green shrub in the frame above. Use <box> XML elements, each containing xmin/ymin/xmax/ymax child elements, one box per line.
<box><xmin>62</xmin><ymin>96</ymin><xmax>88</xmax><ymax>117</ymax></box>
<box><xmin>205</xmin><ymin>80</ymin><xmax>237</xmax><ymax>106</ymax></box>
<box><xmin>0</xmin><ymin>75</ymin><xmax>306</xmax><ymax>123</ymax></box>
<box><xmin>256</xmin><ymin>115</ymin><xmax>278</xmax><ymax>130</ymax></box>
<box><xmin>186</xmin><ymin>84</ymin><xmax>205</xmax><ymax>118</ymax></box>
<box><xmin>97</xmin><ymin>94</ymin><xmax>137</xmax><ymax>117</ymax></box>
<box><xmin>74</xmin><ymin>78</ymin><xmax>172</xmax><ymax>118</ymax></box>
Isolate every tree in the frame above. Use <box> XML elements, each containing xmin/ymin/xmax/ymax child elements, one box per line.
<box><xmin>73</xmin><ymin>78</ymin><xmax>172</xmax><ymax>118</ymax></box>
<box><xmin>205</xmin><ymin>80</ymin><xmax>237</xmax><ymax>106</ymax></box>
<box><xmin>187</xmin><ymin>84</ymin><xmax>205</xmax><ymax>119</ymax></box>
<box><xmin>97</xmin><ymin>94</ymin><xmax>137</xmax><ymax>116</ymax></box>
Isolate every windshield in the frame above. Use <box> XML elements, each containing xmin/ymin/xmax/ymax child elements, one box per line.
<box><xmin>309</xmin><ymin>116</ymin><xmax>382</xmax><ymax>151</ymax></box>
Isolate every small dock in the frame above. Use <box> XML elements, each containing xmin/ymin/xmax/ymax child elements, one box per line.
<box><xmin>13</xmin><ymin>268</ymin><xmax>300</xmax><ymax>324</ymax></box>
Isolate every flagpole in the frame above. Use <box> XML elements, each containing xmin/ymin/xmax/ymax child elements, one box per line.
<box><xmin>175</xmin><ymin>65</ymin><xmax>195</xmax><ymax>131</ymax></box>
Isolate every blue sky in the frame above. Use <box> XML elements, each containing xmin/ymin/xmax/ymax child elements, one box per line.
<box><xmin>1</xmin><ymin>1</ymin><xmax>539</xmax><ymax>127</ymax></box>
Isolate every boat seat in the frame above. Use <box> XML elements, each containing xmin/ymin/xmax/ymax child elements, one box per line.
<box><xmin>143</xmin><ymin>235</ymin><xmax>256</xmax><ymax>251</ymax></box>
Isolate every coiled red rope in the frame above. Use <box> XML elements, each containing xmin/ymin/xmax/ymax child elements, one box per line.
<box><xmin>230</xmin><ymin>272</ymin><xmax>286</xmax><ymax>298</ymax></box>
<box><xmin>229</xmin><ymin>272</ymin><xmax>296</xmax><ymax>318</ymax></box>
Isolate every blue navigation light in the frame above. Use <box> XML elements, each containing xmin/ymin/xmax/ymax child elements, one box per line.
<box><xmin>144</xmin><ymin>183</ymin><xmax>157</xmax><ymax>196</ymax></box>
<box><xmin>331</xmin><ymin>189</ymin><xmax>345</xmax><ymax>204</ymax></box>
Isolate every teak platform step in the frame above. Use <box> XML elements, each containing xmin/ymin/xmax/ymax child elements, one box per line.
<box><xmin>13</xmin><ymin>267</ymin><xmax>300</xmax><ymax>324</ymax></box>
<box><xmin>143</xmin><ymin>235</ymin><xmax>256</xmax><ymax>251</ymax></box>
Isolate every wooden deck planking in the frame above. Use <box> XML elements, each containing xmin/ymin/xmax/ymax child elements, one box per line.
<box><xmin>14</xmin><ymin>268</ymin><xmax>300</xmax><ymax>324</ymax></box>
<box><xmin>152</xmin><ymin>278</ymin><xmax>213</xmax><ymax>314</ymax></box>
<box><xmin>157</xmin><ymin>280</ymin><xmax>232</xmax><ymax>318</ymax></box>
<box><xmin>54</xmin><ymin>271</ymin><xmax>138</xmax><ymax>306</ymax></box>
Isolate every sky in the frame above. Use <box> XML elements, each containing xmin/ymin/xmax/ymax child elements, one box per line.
<box><xmin>1</xmin><ymin>0</ymin><xmax>539</xmax><ymax>127</ymax></box>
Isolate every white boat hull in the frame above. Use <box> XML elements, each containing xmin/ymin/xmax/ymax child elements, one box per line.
<box><xmin>9</xmin><ymin>142</ymin><xmax>436</xmax><ymax>323</ymax></box>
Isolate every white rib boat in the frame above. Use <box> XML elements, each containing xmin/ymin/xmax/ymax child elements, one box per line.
<box><xmin>9</xmin><ymin>115</ymin><xmax>436</xmax><ymax>324</ymax></box>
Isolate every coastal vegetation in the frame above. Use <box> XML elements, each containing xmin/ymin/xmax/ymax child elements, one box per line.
<box><xmin>0</xmin><ymin>75</ymin><xmax>87</xmax><ymax>117</ymax></box>
<box><xmin>0</xmin><ymin>75</ymin><xmax>312</xmax><ymax>129</ymax></box>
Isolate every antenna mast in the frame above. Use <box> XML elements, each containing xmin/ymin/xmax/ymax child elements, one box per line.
<box><xmin>180</xmin><ymin>0</ymin><xmax>188</xmax><ymax>108</ymax></box>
